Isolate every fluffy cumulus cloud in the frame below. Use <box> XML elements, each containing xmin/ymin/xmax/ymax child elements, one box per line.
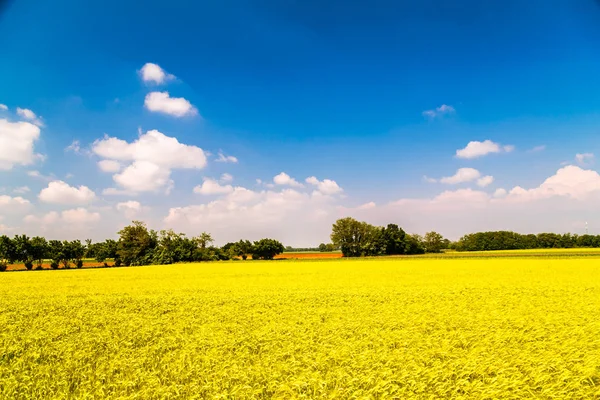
<box><xmin>274</xmin><ymin>172</ymin><xmax>304</xmax><ymax>188</ymax></box>
<box><xmin>422</xmin><ymin>104</ymin><xmax>455</xmax><ymax>118</ymax></box>
<box><xmin>116</xmin><ymin>201</ymin><xmax>145</xmax><ymax>218</ymax></box>
<box><xmin>97</xmin><ymin>160</ymin><xmax>122</xmax><ymax>173</ymax></box>
<box><xmin>505</xmin><ymin>165</ymin><xmax>600</xmax><ymax>202</ymax></box>
<box><xmin>93</xmin><ymin>129</ymin><xmax>207</xmax><ymax>193</ymax></box>
<box><xmin>0</xmin><ymin>195</ymin><xmax>31</xmax><ymax>213</ymax></box>
<box><xmin>193</xmin><ymin>178</ymin><xmax>234</xmax><ymax>195</ymax></box>
<box><xmin>477</xmin><ymin>175</ymin><xmax>494</xmax><ymax>187</ymax></box>
<box><xmin>165</xmin><ymin>186</ymin><xmax>340</xmax><ymax>245</ymax></box>
<box><xmin>456</xmin><ymin>140</ymin><xmax>514</xmax><ymax>159</ymax></box>
<box><xmin>25</xmin><ymin>208</ymin><xmax>100</xmax><ymax>225</ymax></box>
<box><xmin>38</xmin><ymin>181</ymin><xmax>96</xmax><ymax>205</ymax></box>
<box><xmin>144</xmin><ymin>92</ymin><xmax>198</xmax><ymax>117</ymax></box>
<box><xmin>305</xmin><ymin>176</ymin><xmax>343</xmax><ymax>194</ymax></box>
<box><xmin>0</xmin><ymin>119</ymin><xmax>42</xmax><ymax>170</ymax></box>
<box><xmin>439</xmin><ymin>168</ymin><xmax>481</xmax><ymax>184</ymax></box>
<box><xmin>139</xmin><ymin>63</ymin><xmax>175</xmax><ymax>85</ymax></box>
<box><xmin>16</xmin><ymin>107</ymin><xmax>43</xmax><ymax>126</ymax></box>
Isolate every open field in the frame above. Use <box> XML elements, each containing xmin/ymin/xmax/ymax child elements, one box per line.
<box><xmin>1</xmin><ymin>257</ymin><xmax>599</xmax><ymax>399</ymax></box>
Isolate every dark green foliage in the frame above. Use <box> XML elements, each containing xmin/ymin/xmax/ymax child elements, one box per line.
<box><xmin>251</xmin><ymin>239</ymin><xmax>285</xmax><ymax>260</ymax></box>
<box><xmin>331</xmin><ymin>218</ymin><xmax>428</xmax><ymax>257</ymax></box>
<box><xmin>224</xmin><ymin>240</ymin><xmax>253</xmax><ymax>260</ymax></box>
<box><xmin>30</xmin><ymin>236</ymin><xmax>48</xmax><ymax>270</ymax></box>
<box><xmin>318</xmin><ymin>243</ymin><xmax>337</xmax><ymax>252</ymax></box>
<box><xmin>453</xmin><ymin>231</ymin><xmax>600</xmax><ymax>251</ymax></box>
<box><xmin>117</xmin><ymin>221</ymin><xmax>157</xmax><ymax>266</ymax></box>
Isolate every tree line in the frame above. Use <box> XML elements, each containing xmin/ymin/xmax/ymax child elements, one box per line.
<box><xmin>4</xmin><ymin>218</ymin><xmax>600</xmax><ymax>269</ymax></box>
<box><xmin>0</xmin><ymin>221</ymin><xmax>285</xmax><ymax>271</ymax></box>
<box><xmin>329</xmin><ymin>217</ymin><xmax>449</xmax><ymax>257</ymax></box>
<box><xmin>452</xmin><ymin>231</ymin><xmax>600</xmax><ymax>251</ymax></box>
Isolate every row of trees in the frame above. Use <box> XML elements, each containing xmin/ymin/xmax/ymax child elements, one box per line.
<box><xmin>0</xmin><ymin>221</ymin><xmax>286</xmax><ymax>271</ymax></box>
<box><xmin>329</xmin><ymin>217</ymin><xmax>449</xmax><ymax>257</ymax></box>
<box><xmin>0</xmin><ymin>235</ymin><xmax>87</xmax><ymax>271</ymax></box>
<box><xmin>453</xmin><ymin>231</ymin><xmax>600</xmax><ymax>251</ymax></box>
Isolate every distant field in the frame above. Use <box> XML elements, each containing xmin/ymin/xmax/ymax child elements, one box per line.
<box><xmin>1</xmin><ymin>257</ymin><xmax>599</xmax><ymax>398</ymax></box>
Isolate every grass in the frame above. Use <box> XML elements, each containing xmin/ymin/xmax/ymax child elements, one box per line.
<box><xmin>1</xmin><ymin>257</ymin><xmax>599</xmax><ymax>398</ymax></box>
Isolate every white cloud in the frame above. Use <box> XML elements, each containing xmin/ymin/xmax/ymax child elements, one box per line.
<box><xmin>65</xmin><ymin>139</ymin><xmax>90</xmax><ymax>155</ymax></box>
<box><xmin>97</xmin><ymin>160</ymin><xmax>122</xmax><ymax>173</ymax></box>
<box><xmin>0</xmin><ymin>119</ymin><xmax>42</xmax><ymax>170</ymax></box>
<box><xmin>220</xmin><ymin>173</ymin><xmax>233</xmax><ymax>183</ymax></box>
<box><xmin>193</xmin><ymin>178</ymin><xmax>233</xmax><ymax>195</ymax></box>
<box><xmin>16</xmin><ymin>107</ymin><xmax>43</xmax><ymax>126</ymax></box>
<box><xmin>0</xmin><ymin>195</ymin><xmax>31</xmax><ymax>213</ymax></box>
<box><xmin>575</xmin><ymin>153</ymin><xmax>594</xmax><ymax>166</ymax></box>
<box><xmin>93</xmin><ymin>129</ymin><xmax>207</xmax><ymax>193</ymax></box>
<box><xmin>116</xmin><ymin>201</ymin><xmax>145</xmax><ymax>218</ymax></box>
<box><xmin>139</xmin><ymin>63</ymin><xmax>175</xmax><ymax>85</ymax></box>
<box><xmin>477</xmin><ymin>175</ymin><xmax>494</xmax><ymax>187</ymax></box>
<box><xmin>456</xmin><ymin>140</ymin><xmax>514</xmax><ymax>159</ymax></box>
<box><xmin>165</xmin><ymin>186</ymin><xmax>338</xmax><ymax>245</ymax></box>
<box><xmin>114</xmin><ymin>161</ymin><xmax>173</xmax><ymax>193</ymax></box>
<box><xmin>25</xmin><ymin>208</ymin><xmax>100</xmax><ymax>225</ymax></box>
<box><xmin>505</xmin><ymin>165</ymin><xmax>600</xmax><ymax>202</ymax></box>
<box><xmin>62</xmin><ymin>208</ymin><xmax>101</xmax><ymax>224</ymax></box>
<box><xmin>493</xmin><ymin>188</ymin><xmax>507</xmax><ymax>198</ymax></box>
<box><xmin>0</xmin><ymin>104</ymin><xmax>7</xmax><ymax>111</ymax></box>
<box><xmin>305</xmin><ymin>176</ymin><xmax>343</xmax><ymax>194</ymax></box>
<box><xmin>439</xmin><ymin>168</ymin><xmax>481</xmax><ymax>184</ymax></box>
<box><xmin>423</xmin><ymin>176</ymin><xmax>437</xmax><ymax>183</ymax></box>
<box><xmin>144</xmin><ymin>91</ymin><xmax>198</xmax><ymax>117</ymax></box>
<box><xmin>102</xmin><ymin>187</ymin><xmax>138</xmax><ymax>196</ymax></box>
<box><xmin>527</xmin><ymin>145</ymin><xmax>546</xmax><ymax>153</ymax></box>
<box><xmin>422</xmin><ymin>104</ymin><xmax>455</xmax><ymax>118</ymax></box>
<box><xmin>274</xmin><ymin>172</ymin><xmax>304</xmax><ymax>188</ymax></box>
<box><xmin>215</xmin><ymin>152</ymin><xmax>238</xmax><ymax>163</ymax></box>
<box><xmin>13</xmin><ymin>186</ymin><xmax>30</xmax><ymax>194</ymax></box>
<box><xmin>39</xmin><ymin>180</ymin><xmax>96</xmax><ymax>205</ymax></box>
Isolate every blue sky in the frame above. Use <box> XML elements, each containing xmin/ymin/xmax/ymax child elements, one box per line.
<box><xmin>1</xmin><ymin>0</ymin><xmax>600</xmax><ymax>245</ymax></box>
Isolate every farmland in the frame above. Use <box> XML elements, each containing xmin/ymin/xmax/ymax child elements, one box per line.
<box><xmin>1</xmin><ymin>257</ymin><xmax>599</xmax><ymax>399</ymax></box>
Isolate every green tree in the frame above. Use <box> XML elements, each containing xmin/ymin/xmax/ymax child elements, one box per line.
<box><xmin>48</xmin><ymin>240</ymin><xmax>64</xmax><ymax>269</ymax></box>
<box><xmin>381</xmin><ymin>224</ymin><xmax>407</xmax><ymax>255</ymax></box>
<box><xmin>194</xmin><ymin>232</ymin><xmax>214</xmax><ymax>249</ymax></box>
<box><xmin>251</xmin><ymin>239</ymin><xmax>284</xmax><ymax>260</ymax></box>
<box><xmin>0</xmin><ymin>235</ymin><xmax>16</xmax><ymax>272</ymax></box>
<box><xmin>423</xmin><ymin>231</ymin><xmax>445</xmax><ymax>253</ymax></box>
<box><xmin>13</xmin><ymin>234</ymin><xmax>33</xmax><ymax>270</ymax></box>
<box><xmin>30</xmin><ymin>236</ymin><xmax>48</xmax><ymax>270</ymax></box>
<box><xmin>405</xmin><ymin>234</ymin><xmax>425</xmax><ymax>255</ymax></box>
<box><xmin>117</xmin><ymin>221</ymin><xmax>157</xmax><ymax>266</ymax></box>
<box><xmin>70</xmin><ymin>240</ymin><xmax>86</xmax><ymax>268</ymax></box>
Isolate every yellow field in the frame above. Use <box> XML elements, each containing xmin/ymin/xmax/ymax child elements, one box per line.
<box><xmin>1</xmin><ymin>258</ymin><xmax>599</xmax><ymax>399</ymax></box>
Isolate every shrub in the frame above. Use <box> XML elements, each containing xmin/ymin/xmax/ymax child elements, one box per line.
<box><xmin>50</xmin><ymin>261</ymin><xmax>59</xmax><ymax>270</ymax></box>
<box><xmin>35</xmin><ymin>264</ymin><xmax>43</xmax><ymax>271</ymax></box>
<box><xmin>24</xmin><ymin>260</ymin><xmax>34</xmax><ymax>270</ymax></box>
<box><xmin>114</xmin><ymin>259</ymin><xmax>122</xmax><ymax>267</ymax></box>
<box><xmin>76</xmin><ymin>259</ymin><xmax>83</xmax><ymax>269</ymax></box>
<box><xmin>0</xmin><ymin>263</ymin><xmax>7</xmax><ymax>272</ymax></box>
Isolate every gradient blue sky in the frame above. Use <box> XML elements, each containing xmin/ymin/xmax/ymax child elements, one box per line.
<box><xmin>1</xmin><ymin>0</ymin><xmax>600</xmax><ymax>245</ymax></box>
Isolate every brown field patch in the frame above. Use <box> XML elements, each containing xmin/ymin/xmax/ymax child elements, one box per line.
<box><xmin>275</xmin><ymin>252</ymin><xmax>342</xmax><ymax>259</ymax></box>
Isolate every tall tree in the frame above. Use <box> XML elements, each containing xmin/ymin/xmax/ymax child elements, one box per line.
<box><xmin>117</xmin><ymin>221</ymin><xmax>157</xmax><ymax>266</ymax></box>
<box><xmin>251</xmin><ymin>239</ymin><xmax>284</xmax><ymax>260</ymax></box>
<box><xmin>194</xmin><ymin>232</ymin><xmax>214</xmax><ymax>249</ymax></box>
<box><xmin>423</xmin><ymin>231</ymin><xmax>445</xmax><ymax>253</ymax></box>
<box><xmin>30</xmin><ymin>236</ymin><xmax>48</xmax><ymax>270</ymax></box>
